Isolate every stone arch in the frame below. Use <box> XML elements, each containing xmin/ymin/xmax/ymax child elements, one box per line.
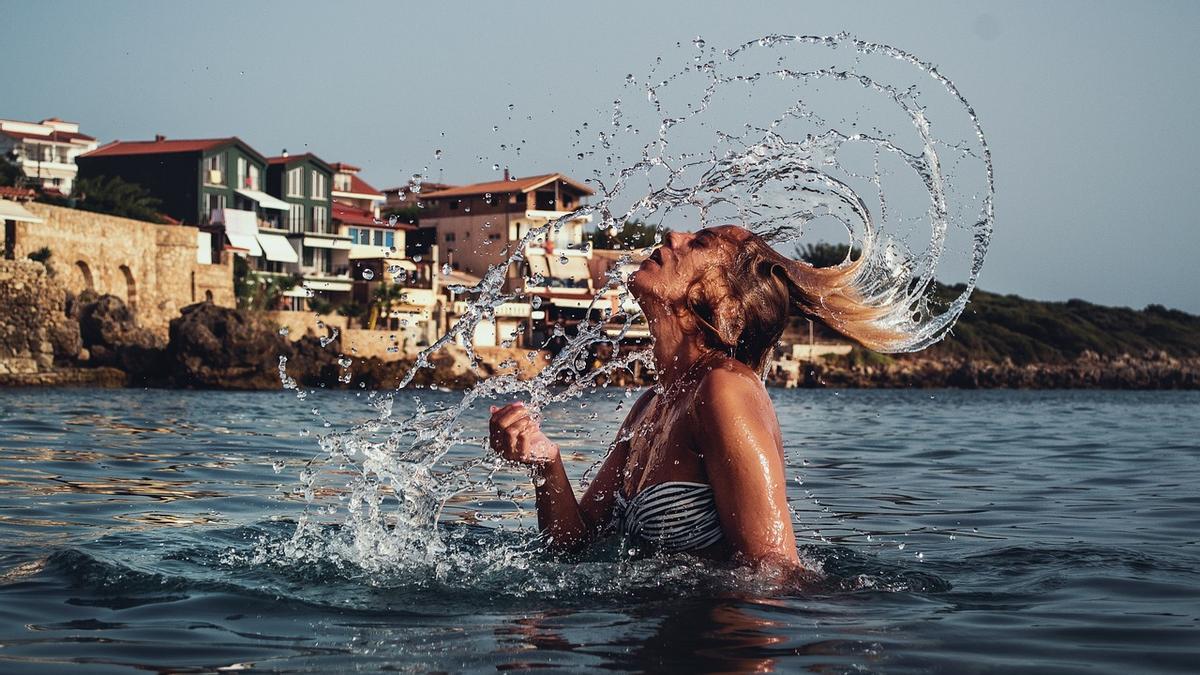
<box><xmin>74</xmin><ymin>260</ymin><xmax>95</xmax><ymax>292</ymax></box>
<box><xmin>204</xmin><ymin>289</ymin><xmax>214</xmax><ymax>303</ymax></box>
<box><xmin>118</xmin><ymin>264</ymin><xmax>137</xmax><ymax>314</ymax></box>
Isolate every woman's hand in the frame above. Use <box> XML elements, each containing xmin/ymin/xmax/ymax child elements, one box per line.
<box><xmin>489</xmin><ymin>402</ymin><xmax>559</xmax><ymax>466</ymax></box>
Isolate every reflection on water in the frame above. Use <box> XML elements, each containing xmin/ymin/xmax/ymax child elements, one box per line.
<box><xmin>0</xmin><ymin>389</ymin><xmax>1199</xmax><ymax>672</ymax></box>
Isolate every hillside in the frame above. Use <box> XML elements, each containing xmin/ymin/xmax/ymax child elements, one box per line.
<box><xmin>921</xmin><ymin>286</ymin><xmax>1200</xmax><ymax>365</ymax></box>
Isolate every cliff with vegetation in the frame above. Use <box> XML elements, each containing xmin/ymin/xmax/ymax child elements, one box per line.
<box><xmin>796</xmin><ymin>286</ymin><xmax>1200</xmax><ymax>389</ymax></box>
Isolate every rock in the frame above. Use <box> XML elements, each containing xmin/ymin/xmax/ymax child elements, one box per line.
<box><xmin>76</xmin><ymin>294</ymin><xmax>166</xmax><ymax>380</ymax></box>
<box><xmin>167</xmin><ymin>302</ymin><xmax>293</xmax><ymax>389</ymax></box>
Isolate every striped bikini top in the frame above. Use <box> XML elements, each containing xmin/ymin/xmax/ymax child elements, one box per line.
<box><xmin>613</xmin><ymin>481</ymin><xmax>725</xmax><ymax>554</ymax></box>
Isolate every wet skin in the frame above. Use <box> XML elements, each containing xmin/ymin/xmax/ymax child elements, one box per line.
<box><xmin>490</xmin><ymin>226</ymin><xmax>803</xmax><ymax>572</ymax></box>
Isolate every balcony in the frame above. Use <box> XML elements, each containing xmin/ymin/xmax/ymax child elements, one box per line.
<box><xmin>525</xmin><ymin>209</ymin><xmax>593</xmax><ymax>223</ymax></box>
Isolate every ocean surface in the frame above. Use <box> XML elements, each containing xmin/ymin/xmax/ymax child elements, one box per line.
<box><xmin>0</xmin><ymin>387</ymin><xmax>1197</xmax><ymax>673</ymax></box>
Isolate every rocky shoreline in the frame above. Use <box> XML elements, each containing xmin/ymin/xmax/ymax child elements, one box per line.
<box><xmin>2</xmin><ymin>293</ymin><xmax>1196</xmax><ymax>391</ymax></box>
<box><xmin>787</xmin><ymin>351</ymin><xmax>1200</xmax><ymax>390</ymax></box>
<box><xmin>2</xmin><ymin>259</ymin><xmax>1197</xmax><ymax>391</ymax></box>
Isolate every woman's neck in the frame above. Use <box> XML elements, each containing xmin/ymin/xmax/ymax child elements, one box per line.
<box><xmin>646</xmin><ymin>303</ymin><xmax>715</xmax><ymax>389</ymax></box>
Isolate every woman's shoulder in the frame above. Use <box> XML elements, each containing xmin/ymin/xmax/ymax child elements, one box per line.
<box><xmin>692</xmin><ymin>355</ymin><xmax>769</xmax><ymax>411</ymax></box>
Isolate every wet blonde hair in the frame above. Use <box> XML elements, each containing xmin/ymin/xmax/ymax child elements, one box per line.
<box><xmin>686</xmin><ymin>229</ymin><xmax>907</xmax><ymax>374</ymax></box>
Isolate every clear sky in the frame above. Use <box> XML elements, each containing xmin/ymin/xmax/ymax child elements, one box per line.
<box><xmin>4</xmin><ymin>1</ymin><xmax>1198</xmax><ymax>312</ymax></box>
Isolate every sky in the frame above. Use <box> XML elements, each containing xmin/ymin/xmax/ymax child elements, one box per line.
<box><xmin>4</xmin><ymin>1</ymin><xmax>1199</xmax><ymax>313</ymax></box>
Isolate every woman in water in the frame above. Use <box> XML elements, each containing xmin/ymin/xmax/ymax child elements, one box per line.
<box><xmin>490</xmin><ymin>225</ymin><xmax>901</xmax><ymax>571</ymax></box>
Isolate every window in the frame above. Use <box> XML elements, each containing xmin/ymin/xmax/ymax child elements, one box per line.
<box><xmin>444</xmin><ymin>232</ymin><xmax>456</xmax><ymax>242</ymax></box>
<box><xmin>205</xmin><ymin>192</ymin><xmax>225</xmax><ymax>219</ymax></box>
<box><xmin>310</xmin><ymin>171</ymin><xmax>327</xmax><ymax>199</ymax></box>
<box><xmin>287</xmin><ymin>167</ymin><xmax>303</xmax><ymax>197</ymax></box>
<box><xmin>236</xmin><ymin>157</ymin><xmax>247</xmax><ymax>188</ymax></box>
<box><xmin>247</xmin><ymin>164</ymin><xmax>260</xmax><ymax>190</ymax></box>
<box><xmin>347</xmin><ymin>227</ymin><xmax>358</xmax><ymax>243</ymax></box>
<box><xmin>449</xmin><ymin>199</ymin><xmax>460</xmax><ymax>210</ymax></box>
<box><xmin>204</xmin><ymin>153</ymin><xmax>224</xmax><ymax>185</ymax></box>
<box><xmin>312</xmin><ymin>205</ymin><xmax>328</xmax><ymax>232</ymax></box>
<box><xmin>302</xmin><ymin>247</ymin><xmax>314</xmax><ymax>268</ymax></box>
<box><xmin>334</xmin><ymin>174</ymin><xmax>351</xmax><ymax>191</ymax></box>
<box><xmin>373</xmin><ymin>229</ymin><xmax>384</xmax><ymax>246</ymax></box>
<box><xmin>288</xmin><ymin>204</ymin><xmax>304</xmax><ymax>232</ymax></box>
<box><xmin>385</xmin><ymin>231</ymin><xmax>395</xmax><ymax>248</ymax></box>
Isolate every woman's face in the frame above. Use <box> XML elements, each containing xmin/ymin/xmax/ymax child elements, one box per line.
<box><xmin>629</xmin><ymin>225</ymin><xmax>750</xmax><ymax>306</ymax></box>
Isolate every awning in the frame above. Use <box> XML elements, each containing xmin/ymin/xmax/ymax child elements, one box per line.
<box><xmin>235</xmin><ymin>188</ymin><xmax>291</xmax><ymax>211</ymax></box>
<box><xmin>0</xmin><ymin>199</ymin><xmax>43</xmax><ymax>223</ymax></box>
<box><xmin>256</xmin><ymin>233</ymin><xmax>298</xmax><ymax>263</ymax></box>
<box><xmin>303</xmin><ymin>236</ymin><xmax>352</xmax><ymax>250</ymax></box>
<box><xmin>226</xmin><ymin>232</ymin><xmax>262</xmax><ymax>256</ymax></box>
<box><xmin>304</xmin><ymin>279</ymin><xmax>353</xmax><ymax>292</ymax></box>
<box><xmin>548</xmin><ymin>254</ymin><xmax>591</xmax><ymax>282</ymax></box>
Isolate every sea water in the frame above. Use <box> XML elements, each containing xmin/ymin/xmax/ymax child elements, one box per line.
<box><xmin>1</xmin><ymin>388</ymin><xmax>1198</xmax><ymax>672</ymax></box>
<box><xmin>0</xmin><ymin>34</ymin><xmax>1048</xmax><ymax>672</ymax></box>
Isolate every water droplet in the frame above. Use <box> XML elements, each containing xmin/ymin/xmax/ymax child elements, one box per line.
<box><xmin>361</xmin><ymin>268</ymin><xmax>375</xmax><ymax>280</ymax></box>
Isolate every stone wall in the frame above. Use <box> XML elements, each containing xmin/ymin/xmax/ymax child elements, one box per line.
<box><xmin>0</xmin><ymin>260</ymin><xmax>73</xmax><ymax>375</ymax></box>
<box><xmin>8</xmin><ymin>204</ymin><xmax>233</xmax><ymax>339</ymax></box>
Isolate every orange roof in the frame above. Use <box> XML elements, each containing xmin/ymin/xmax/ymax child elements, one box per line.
<box><xmin>0</xmin><ymin>186</ymin><xmax>36</xmax><ymax>201</ymax></box>
<box><xmin>346</xmin><ymin>174</ymin><xmax>382</xmax><ymax>198</ymax></box>
<box><xmin>82</xmin><ymin>137</ymin><xmax>264</xmax><ymax>161</ymax></box>
<box><xmin>422</xmin><ymin>173</ymin><xmax>594</xmax><ymax>199</ymax></box>
<box><xmin>332</xmin><ymin>202</ymin><xmax>414</xmax><ymax>230</ymax></box>
<box><xmin>329</xmin><ymin>161</ymin><xmax>361</xmax><ymax>172</ymax></box>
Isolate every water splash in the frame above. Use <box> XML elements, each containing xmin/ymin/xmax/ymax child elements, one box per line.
<box><xmin>276</xmin><ymin>33</ymin><xmax>993</xmax><ymax>574</ymax></box>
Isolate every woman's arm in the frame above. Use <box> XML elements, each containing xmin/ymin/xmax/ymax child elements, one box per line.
<box><xmin>489</xmin><ymin>392</ymin><xmax>651</xmax><ymax>551</ymax></box>
<box><xmin>692</xmin><ymin>366</ymin><xmax>802</xmax><ymax>569</ymax></box>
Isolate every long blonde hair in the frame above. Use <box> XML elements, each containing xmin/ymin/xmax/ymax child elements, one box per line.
<box><xmin>686</xmin><ymin>230</ymin><xmax>908</xmax><ymax>374</ymax></box>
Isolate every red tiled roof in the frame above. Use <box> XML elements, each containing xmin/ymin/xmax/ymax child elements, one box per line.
<box><xmin>347</xmin><ymin>174</ymin><xmax>382</xmax><ymax>198</ymax></box>
<box><xmin>422</xmin><ymin>173</ymin><xmax>594</xmax><ymax>199</ymax></box>
<box><xmin>0</xmin><ymin>128</ymin><xmax>96</xmax><ymax>144</ymax></box>
<box><xmin>383</xmin><ymin>182</ymin><xmax>456</xmax><ymax>195</ymax></box>
<box><xmin>0</xmin><ymin>186</ymin><xmax>36</xmax><ymax>201</ymax></box>
<box><xmin>266</xmin><ymin>153</ymin><xmax>321</xmax><ymax>165</ymax></box>
<box><xmin>333</xmin><ymin>202</ymin><xmax>414</xmax><ymax>230</ymax></box>
<box><xmin>82</xmin><ymin>137</ymin><xmax>256</xmax><ymax>159</ymax></box>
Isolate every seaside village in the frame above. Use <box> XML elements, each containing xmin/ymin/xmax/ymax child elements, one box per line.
<box><xmin>0</xmin><ymin>116</ymin><xmax>848</xmax><ymax>385</ymax></box>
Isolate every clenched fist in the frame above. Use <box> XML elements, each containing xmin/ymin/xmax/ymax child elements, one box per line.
<box><xmin>489</xmin><ymin>402</ymin><xmax>560</xmax><ymax>466</ymax></box>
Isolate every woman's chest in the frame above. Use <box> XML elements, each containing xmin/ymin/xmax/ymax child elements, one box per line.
<box><xmin>620</xmin><ymin>396</ymin><xmax>707</xmax><ymax>496</ymax></box>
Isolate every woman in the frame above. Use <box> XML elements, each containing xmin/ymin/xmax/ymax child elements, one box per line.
<box><xmin>489</xmin><ymin>225</ymin><xmax>902</xmax><ymax>571</ymax></box>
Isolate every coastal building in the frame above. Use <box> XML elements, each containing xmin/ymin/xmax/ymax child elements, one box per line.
<box><xmin>76</xmin><ymin>137</ymin><xmax>294</xmax><ymax>272</ymax></box>
<box><xmin>0</xmin><ymin>118</ymin><xmax>98</xmax><ymax>194</ymax></box>
<box><xmin>264</xmin><ymin>153</ymin><xmax>338</xmax><ymax>308</ymax></box>
<box><xmin>330</xmin><ymin>164</ymin><xmax>444</xmax><ymax>342</ymax></box>
<box><xmin>419</xmin><ymin>171</ymin><xmax>594</xmax><ymax>347</ymax></box>
<box><xmin>419</xmin><ymin>171</ymin><xmax>594</xmax><ymax>277</ymax></box>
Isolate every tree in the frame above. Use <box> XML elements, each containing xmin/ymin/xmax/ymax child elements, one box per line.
<box><xmin>587</xmin><ymin>219</ymin><xmax>666</xmax><ymax>250</ymax></box>
<box><xmin>336</xmin><ymin>301</ymin><xmax>367</xmax><ymax>326</ymax></box>
<box><xmin>233</xmin><ymin>256</ymin><xmax>300</xmax><ymax>311</ymax></box>
<box><xmin>796</xmin><ymin>241</ymin><xmax>860</xmax><ymax>268</ymax></box>
<box><xmin>368</xmin><ymin>282</ymin><xmax>408</xmax><ymax>330</ymax></box>
<box><xmin>0</xmin><ymin>151</ymin><xmax>23</xmax><ymax>187</ymax></box>
<box><xmin>307</xmin><ymin>296</ymin><xmax>334</xmax><ymax>315</ymax></box>
<box><xmin>72</xmin><ymin>175</ymin><xmax>165</xmax><ymax>223</ymax></box>
<box><xmin>382</xmin><ymin>205</ymin><xmax>420</xmax><ymax>227</ymax></box>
